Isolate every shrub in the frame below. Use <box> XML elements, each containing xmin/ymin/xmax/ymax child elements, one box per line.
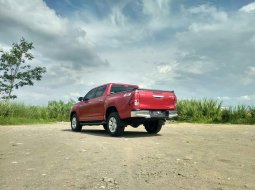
<box><xmin>177</xmin><ymin>99</ymin><xmax>255</xmax><ymax>124</ymax></box>
<box><xmin>177</xmin><ymin>99</ymin><xmax>222</xmax><ymax>123</ymax></box>
<box><xmin>0</xmin><ymin>100</ymin><xmax>75</xmax><ymax>125</ymax></box>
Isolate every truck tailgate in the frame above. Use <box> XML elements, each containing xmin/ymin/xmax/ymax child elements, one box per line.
<box><xmin>137</xmin><ymin>89</ymin><xmax>176</xmax><ymax>110</ymax></box>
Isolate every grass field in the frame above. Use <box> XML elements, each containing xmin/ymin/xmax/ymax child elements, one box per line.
<box><xmin>0</xmin><ymin>100</ymin><xmax>74</xmax><ymax>125</ymax></box>
<box><xmin>0</xmin><ymin>99</ymin><xmax>254</xmax><ymax>125</ymax></box>
<box><xmin>177</xmin><ymin>99</ymin><xmax>255</xmax><ymax>124</ymax></box>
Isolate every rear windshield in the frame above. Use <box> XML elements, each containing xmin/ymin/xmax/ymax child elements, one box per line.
<box><xmin>110</xmin><ymin>85</ymin><xmax>137</xmax><ymax>94</ymax></box>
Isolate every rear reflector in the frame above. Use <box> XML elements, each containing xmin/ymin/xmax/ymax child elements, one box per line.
<box><xmin>134</xmin><ymin>100</ymin><xmax>139</xmax><ymax>106</ymax></box>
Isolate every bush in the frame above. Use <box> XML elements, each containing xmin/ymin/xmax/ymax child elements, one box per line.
<box><xmin>177</xmin><ymin>99</ymin><xmax>255</xmax><ymax>124</ymax></box>
<box><xmin>1</xmin><ymin>99</ymin><xmax>254</xmax><ymax>125</ymax></box>
<box><xmin>47</xmin><ymin>100</ymin><xmax>75</xmax><ymax>121</ymax></box>
<box><xmin>177</xmin><ymin>99</ymin><xmax>222</xmax><ymax>123</ymax></box>
<box><xmin>0</xmin><ymin>100</ymin><xmax>75</xmax><ymax>125</ymax></box>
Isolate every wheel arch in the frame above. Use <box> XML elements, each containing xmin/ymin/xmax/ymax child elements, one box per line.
<box><xmin>105</xmin><ymin>106</ymin><xmax>118</xmax><ymax>120</ymax></box>
<box><xmin>70</xmin><ymin>111</ymin><xmax>76</xmax><ymax>121</ymax></box>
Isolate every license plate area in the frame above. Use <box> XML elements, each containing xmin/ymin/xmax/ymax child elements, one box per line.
<box><xmin>150</xmin><ymin>111</ymin><xmax>168</xmax><ymax>117</ymax></box>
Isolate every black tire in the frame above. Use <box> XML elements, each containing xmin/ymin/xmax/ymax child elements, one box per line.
<box><xmin>106</xmin><ymin>112</ymin><xmax>125</xmax><ymax>137</ymax></box>
<box><xmin>144</xmin><ymin>120</ymin><xmax>163</xmax><ymax>134</ymax></box>
<box><xmin>71</xmin><ymin>114</ymin><xmax>82</xmax><ymax>132</ymax></box>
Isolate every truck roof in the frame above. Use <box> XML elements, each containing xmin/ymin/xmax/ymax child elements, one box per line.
<box><xmin>101</xmin><ymin>83</ymin><xmax>139</xmax><ymax>87</ymax></box>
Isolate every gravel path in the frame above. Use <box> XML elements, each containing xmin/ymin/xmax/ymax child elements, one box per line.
<box><xmin>0</xmin><ymin>122</ymin><xmax>255</xmax><ymax>190</ymax></box>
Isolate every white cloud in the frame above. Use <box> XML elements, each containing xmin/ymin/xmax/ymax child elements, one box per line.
<box><xmin>180</xmin><ymin>4</ymin><xmax>229</xmax><ymax>35</ymax></box>
<box><xmin>242</xmin><ymin>66</ymin><xmax>255</xmax><ymax>85</ymax></box>
<box><xmin>216</xmin><ymin>95</ymin><xmax>255</xmax><ymax>106</ymax></box>
<box><xmin>235</xmin><ymin>94</ymin><xmax>255</xmax><ymax>103</ymax></box>
<box><xmin>188</xmin><ymin>4</ymin><xmax>228</xmax><ymax>21</ymax></box>
<box><xmin>142</xmin><ymin>0</ymin><xmax>170</xmax><ymax>18</ymax></box>
<box><xmin>239</xmin><ymin>2</ymin><xmax>255</xmax><ymax>13</ymax></box>
<box><xmin>240</xmin><ymin>95</ymin><xmax>252</xmax><ymax>101</ymax></box>
<box><xmin>78</xmin><ymin>1</ymin><xmax>255</xmax><ymax>104</ymax></box>
<box><xmin>250</xmin><ymin>35</ymin><xmax>255</xmax><ymax>45</ymax></box>
<box><xmin>217</xmin><ymin>96</ymin><xmax>231</xmax><ymax>100</ymax></box>
<box><xmin>0</xmin><ymin>0</ymin><xmax>108</xmax><ymax>69</ymax></box>
<box><xmin>157</xmin><ymin>64</ymin><xmax>172</xmax><ymax>74</ymax></box>
<box><xmin>0</xmin><ymin>0</ymin><xmax>67</xmax><ymax>36</ymax></box>
<box><xmin>110</xmin><ymin>7</ymin><xmax>127</xmax><ymax>27</ymax></box>
<box><xmin>247</xmin><ymin>66</ymin><xmax>255</xmax><ymax>76</ymax></box>
<box><xmin>69</xmin><ymin>92</ymin><xmax>82</xmax><ymax>99</ymax></box>
<box><xmin>0</xmin><ymin>0</ymin><xmax>255</xmax><ymax>105</ymax></box>
<box><xmin>142</xmin><ymin>0</ymin><xmax>171</xmax><ymax>31</ymax></box>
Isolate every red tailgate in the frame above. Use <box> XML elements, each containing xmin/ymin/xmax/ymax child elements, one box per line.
<box><xmin>137</xmin><ymin>89</ymin><xmax>176</xmax><ymax>110</ymax></box>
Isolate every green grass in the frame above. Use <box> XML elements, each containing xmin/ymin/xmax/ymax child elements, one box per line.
<box><xmin>177</xmin><ymin>99</ymin><xmax>222</xmax><ymax>123</ymax></box>
<box><xmin>0</xmin><ymin>100</ymin><xmax>75</xmax><ymax>125</ymax></box>
<box><xmin>0</xmin><ymin>99</ymin><xmax>255</xmax><ymax>125</ymax></box>
<box><xmin>0</xmin><ymin>116</ymin><xmax>53</xmax><ymax>125</ymax></box>
<box><xmin>177</xmin><ymin>99</ymin><xmax>255</xmax><ymax>124</ymax></box>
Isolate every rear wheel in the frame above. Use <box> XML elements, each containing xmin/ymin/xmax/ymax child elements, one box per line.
<box><xmin>106</xmin><ymin>112</ymin><xmax>125</xmax><ymax>136</ymax></box>
<box><xmin>71</xmin><ymin>114</ymin><xmax>82</xmax><ymax>132</ymax></box>
<box><xmin>144</xmin><ymin>120</ymin><xmax>163</xmax><ymax>134</ymax></box>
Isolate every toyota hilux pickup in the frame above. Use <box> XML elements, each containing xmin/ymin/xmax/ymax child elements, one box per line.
<box><xmin>70</xmin><ymin>83</ymin><xmax>177</xmax><ymax>136</ymax></box>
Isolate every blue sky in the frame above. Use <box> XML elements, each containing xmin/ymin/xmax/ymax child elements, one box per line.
<box><xmin>0</xmin><ymin>0</ymin><xmax>255</xmax><ymax>105</ymax></box>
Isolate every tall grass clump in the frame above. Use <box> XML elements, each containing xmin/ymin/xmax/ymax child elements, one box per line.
<box><xmin>0</xmin><ymin>100</ymin><xmax>75</xmax><ymax>125</ymax></box>
<box><xmin>177</xmin><ymin>99</ymin><xmax>255</xmax><ymax>124</ymax></box>
<box><xmin>221</xmin><ymin>105</ymin><xmax>255</xmax><ymax>124</ymax></box>
<box><xmin>177</xmin><ymin>99</ymin><xmax>222</xmax><ymax>123</ymax></box>
<box><xmin>0</xmin><ymin>101</ymin><xmax>49</xmax><ymax>124</ymax></box>
<box><xmin>47</xmin><ymin>100</ymin><xmax>75</xmax><ymax>121</ymax></box>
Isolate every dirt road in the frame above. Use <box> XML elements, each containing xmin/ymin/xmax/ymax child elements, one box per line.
<box><xmin>0</xmin><ymin>123</ymin><xmax>255</xmax><ymax>190</ymax></box>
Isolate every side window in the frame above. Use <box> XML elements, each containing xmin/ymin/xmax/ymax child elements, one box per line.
<box><xmin>95</xmin><ymin>85</ymin><xmax>107</xmax><ymax>98</ymax></box>
<box><xmin>110</xmin><ymin>85</ymin><xmax>136</xmax><ymax>94</ymax></box>
<box><xmin>84</xmin><ymin>88</ymin><xmax>96</xmax><ymax>100</ymax></box>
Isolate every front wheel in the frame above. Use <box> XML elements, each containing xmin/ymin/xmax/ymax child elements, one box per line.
<box><xmin>71</xmin><ymin>114</ymin><xmax>82</xmax><ymax>132</ymax></box>
<box><xmin>106</xmin><ymin>112</ymin><xmax>125</xmax><ymax>136</ymax></box>
<box><xmin>144</xmin><ymin>120</ymin><xmax>163</xmax><ymax>134</ymax></box>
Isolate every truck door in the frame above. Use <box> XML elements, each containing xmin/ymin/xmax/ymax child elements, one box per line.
<box><xmin>79</xmin><ymin>88</ymin><xmax>97</xmax><ymax>121</ymax></box>
<box><xmin>88</xmin><ymin>85</ymin><xmax>107</xmax><ymax>121</ymax></box>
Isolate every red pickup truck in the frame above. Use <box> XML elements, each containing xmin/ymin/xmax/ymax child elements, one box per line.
<box><xmin>70</xmin><ymin>83</ymin><xmax>177</xmax><ymax>136</ymax></box>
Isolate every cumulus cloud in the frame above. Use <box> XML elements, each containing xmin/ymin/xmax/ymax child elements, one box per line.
<box><xmin>0</xmin><ymin>0</ymin><xmax>108</xmax><ymax>69</ymax></box>
<box><xmin>172</xmin><ymin>3</ymin><xmax>255</xmax><ymax>94</ymax></box>
<box><xmin>142</xmin><ymin>0</ymin><xmax>171</xmax><ymax>30</ymax></box>
<box><xmin>0</xmin><ymin>0</ymin><xmax>112</xmax><ymax>104</ymax></box>
<box><xmin>0</xmin><ymin>0</ymin><xmax>67</xmax><ymax>36</ymax></box>
<box><xmin>0</xmin><ymin>0</ymin><xmax>254</xmax><ymax>105</ymax></box>
<box><xmin>242</xmin><ymin>66</ymin><xmax>255</xmax><ymax>85</ymax></box>
<box><xmin>239</xmin><ymin>2</ymin><xmax>255</xmax><ymax>13</ymax></box>
<box><xmin>157</xmin><ymin>64</ymin><xmax>172</xmax><ymax>74</ymax></box>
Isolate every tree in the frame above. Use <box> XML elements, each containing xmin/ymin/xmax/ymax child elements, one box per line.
<box><xmin>0</xmin><ymin>38</ymin><xmax>46</xmax><ymax>100</ymax></box>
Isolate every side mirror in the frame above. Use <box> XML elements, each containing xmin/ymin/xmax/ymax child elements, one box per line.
<box><xmin>78</xmin><ymin>97</ymin><xmax>83</xmax><ymax>101</ymax></box>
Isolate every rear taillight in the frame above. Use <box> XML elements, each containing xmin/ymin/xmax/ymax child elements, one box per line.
<box><xmin>174</xmin><ymin>95</ymin><xmax>177</xmax><ymax>108</ymax></box>
<box><xmin>170</xmin><ymin>94</ymin><xmax>177</xmax><ymax>108</ymax></box>
<box><xmin>129</xmin><ymin>90</ymin><xmax>140</xmax><ymax>109</ymax></box>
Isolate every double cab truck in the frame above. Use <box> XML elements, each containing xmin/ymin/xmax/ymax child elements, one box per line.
<box><xmin>70</xmin><ymin>83</ymin><xmax>177</xmax><ymax>136</ymax></box>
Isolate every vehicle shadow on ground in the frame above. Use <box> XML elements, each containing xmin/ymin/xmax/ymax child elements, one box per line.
<box><xmin>62</xmin><ymin>128</ymin><xmax>161</xmax><ymax>138</ymax></box>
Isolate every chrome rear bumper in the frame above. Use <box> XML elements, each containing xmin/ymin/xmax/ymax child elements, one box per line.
<box><xmin>131</xmin><ymin>110</ymin><xmax>178</xmax><ymax>119</ymax></box>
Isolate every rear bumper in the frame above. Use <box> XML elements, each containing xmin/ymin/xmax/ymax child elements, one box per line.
<box><xmin>131</xmin><ymin>110</ymin><xmax>178</xmax><ymax>119</ymax></box>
